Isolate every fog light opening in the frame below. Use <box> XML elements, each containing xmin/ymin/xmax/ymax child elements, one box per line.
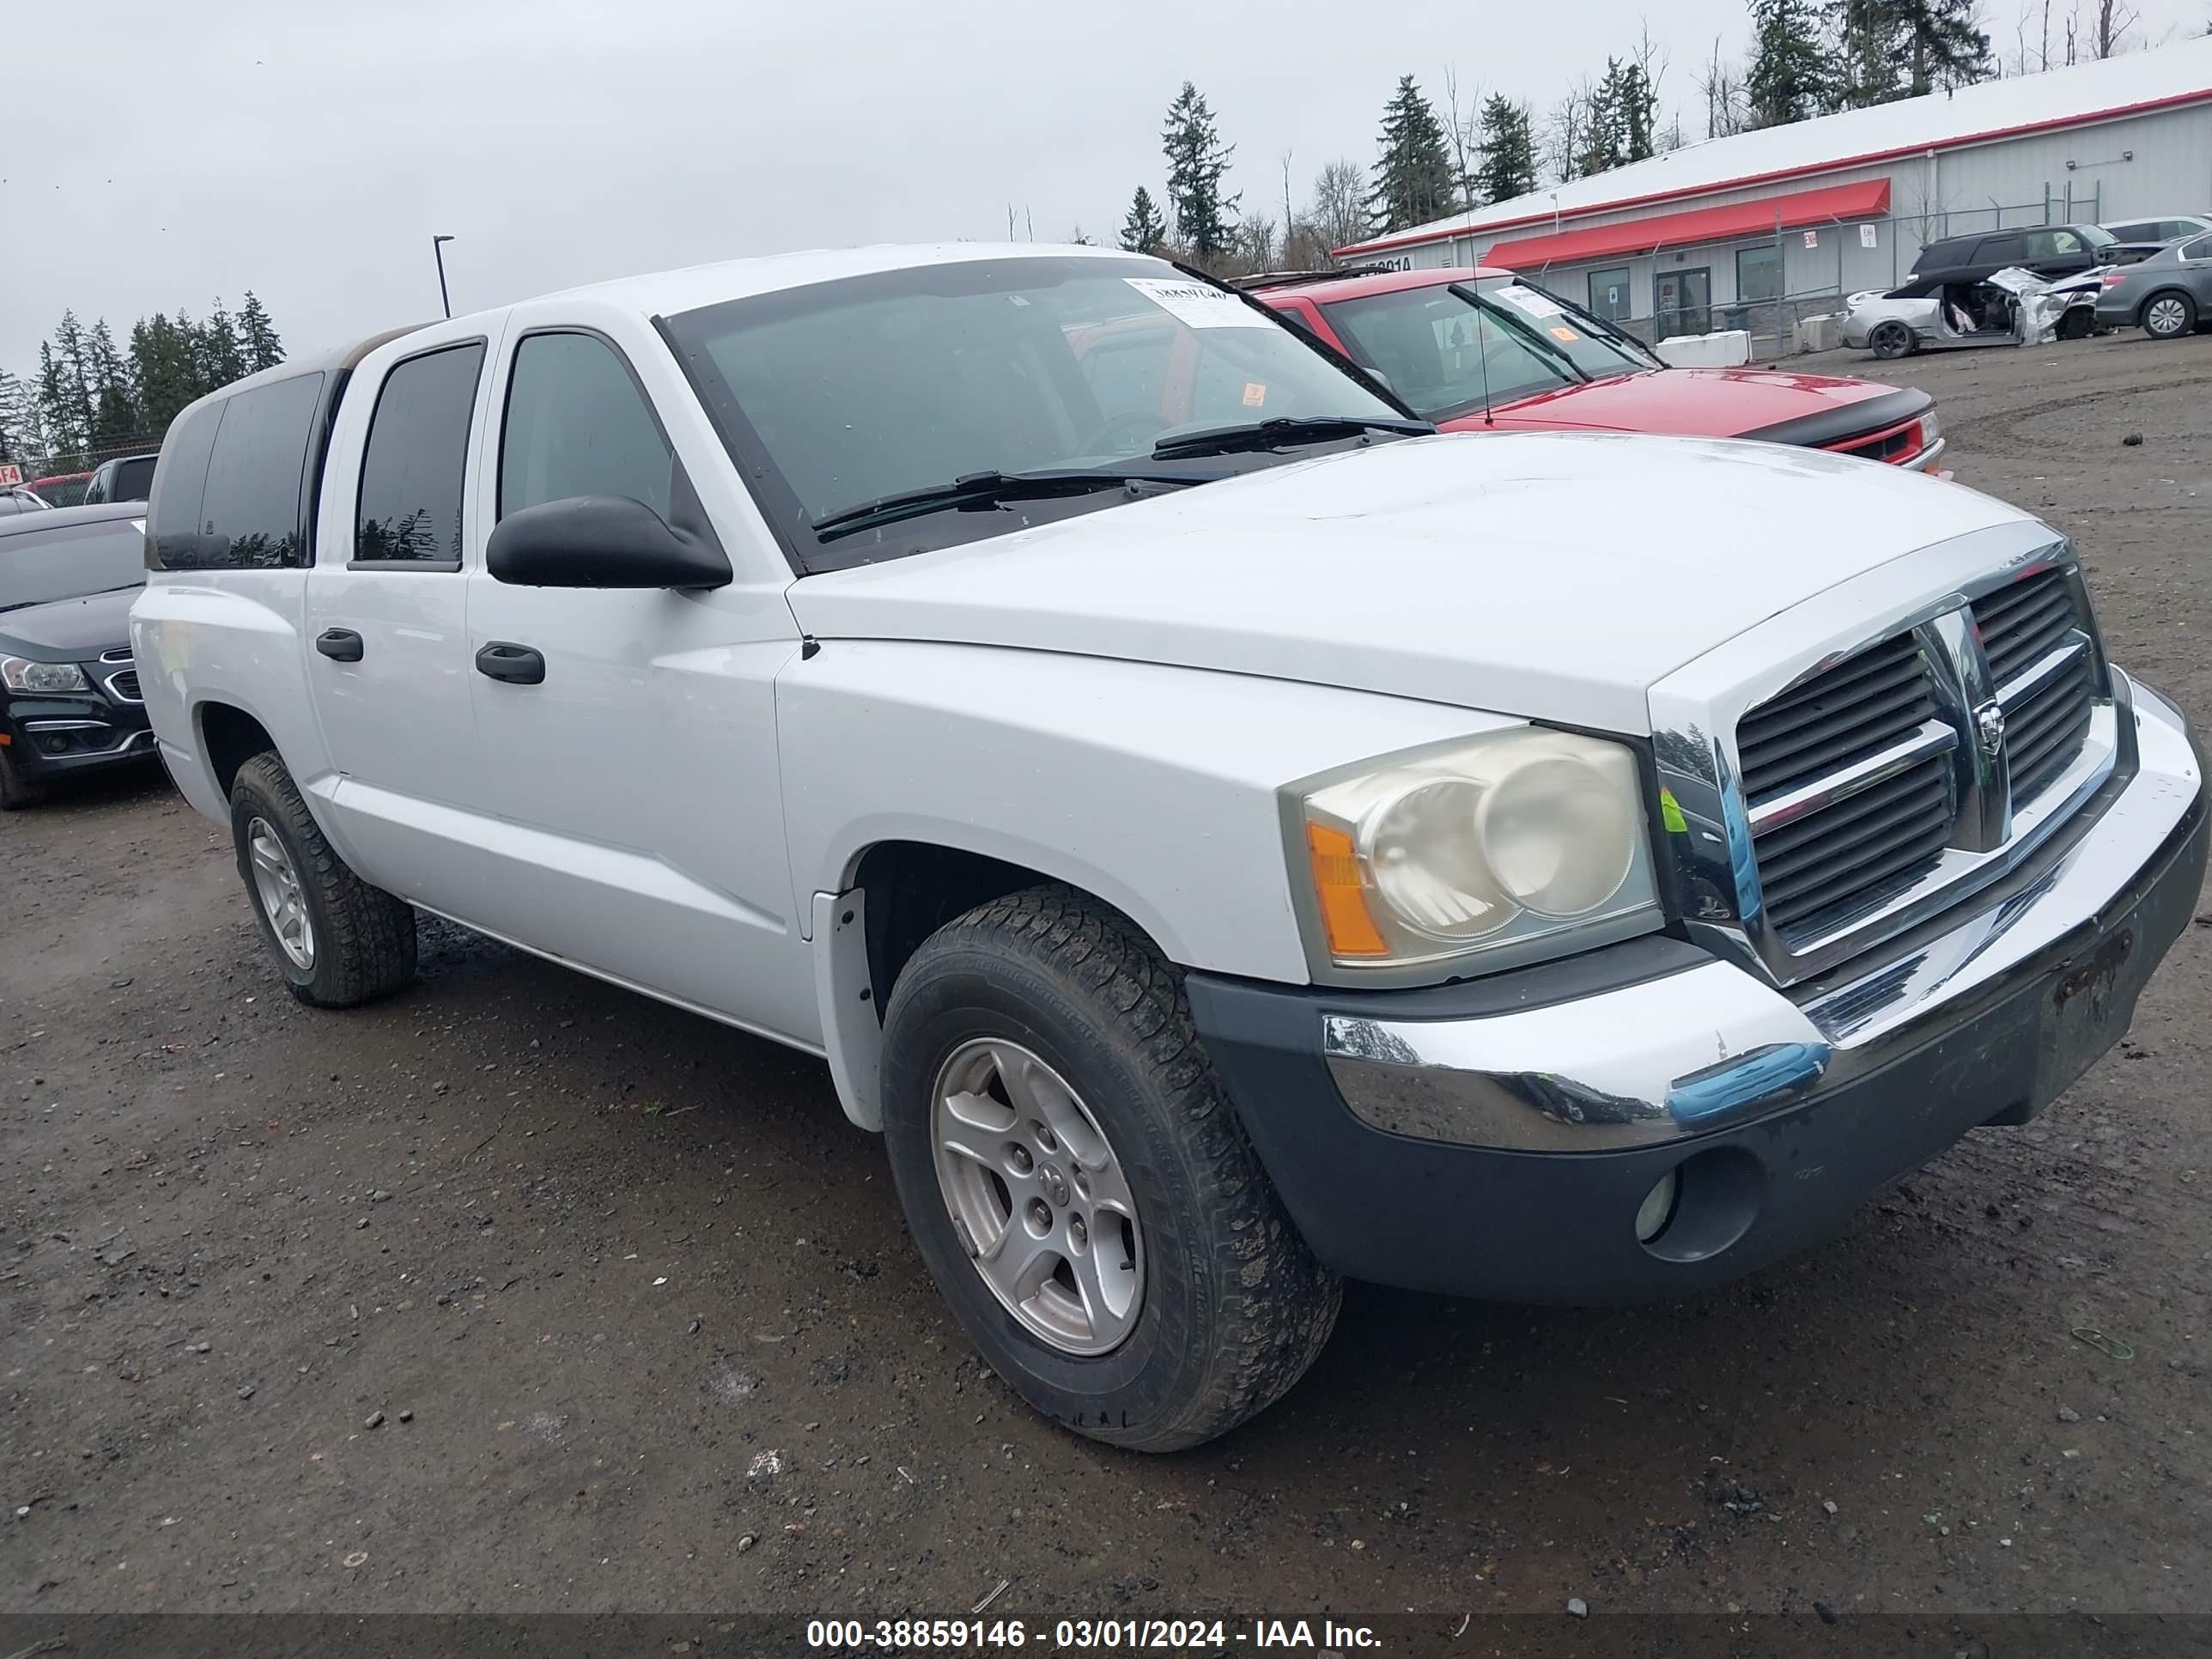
<box><xmin>1634</xmin><ymin>1169</ymin><xmax>1680</xmax><ymax>1244</ymax></box>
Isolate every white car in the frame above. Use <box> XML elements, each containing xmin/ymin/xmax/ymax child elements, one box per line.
<box><xmin>131</xmin><ymin>245</ymin><xmax>2206</xmax><ymax>1450</ymax></box>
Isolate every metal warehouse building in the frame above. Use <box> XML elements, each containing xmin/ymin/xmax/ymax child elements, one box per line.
<box><xmin>1338</xmin><ymin>35</ymin><xmax>2212</xmax><ymax>352</ymax></box>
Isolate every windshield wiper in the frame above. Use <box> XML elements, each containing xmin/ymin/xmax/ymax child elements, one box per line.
<box><xmin>1148</xmin><ymin>415</ymin><xmax>1432</xmax><ymax>460</ymax></box>
<box><xmin>811</xmin><ymin>468</ymin><xmax>1198</xmax><ymax>541</ymax></box>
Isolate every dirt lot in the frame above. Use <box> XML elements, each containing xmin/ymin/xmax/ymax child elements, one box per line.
<box><xmin>4</xmin><ymin>331</ymin><xmax>2209</xmax><ymax>1627</ymax></box>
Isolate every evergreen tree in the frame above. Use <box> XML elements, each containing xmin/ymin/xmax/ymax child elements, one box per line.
<box><xmin>1160</xmin><ymin>82</ymin><xmax>1239</xmax><ymax>264</ymax></box>
<box><xmin>1829</xmin><ymin>0</ymin><xmax>1989</xmax><ymax>104</ymax></box>
<box><xmin>38</xmin><ymin>313</ymin><xmax>97</xmax><ymax>458</ymax></box>
<box><xmin>1893</xmin><ymin>0</ymin><xmax>1991</xmax><ymax>93</ymax></box>
<box><xmin>1747</xmin><ymin>0</ymin><xmax>1836</xmax><ymax>125</ymax></box>
<box><xmin>193</xmin><ymin>300</ymin><xmax>250</xmax><ymax>391</ymax></box>
<box><xmin>130</xmin><ymin>313</ymin><xmax>206</xmax><ymax>434</ymax></box>
<box><xmin>86</xmin><ymin>319</ymin><xmax>141</xmax><ymax>448</ymax></box>
<box><xmin>1577</xmin><ymin>66</ymin><xmax>1626</xmax><ymax>176</ymax></box>
<box><xmin>237</xmin><ymin>291</ymin><xmax>284</xmax><ymax>373</ymax></box>
<box><xmin>1616</xmin><ymin>60</ymin><xmax>1660</xmax><ymax>162</ymax></box>
<box><xmin>1472</xmin><ymin>95</ymin><xmax>1540</xmax><ymax>206</ymax></box>
<box><xmin>1120</xmin><ymin>185</ymin><xmax>1169</xmax><ymax>254</ymax></box>
<box><xmin>0</xmin><ymin>369</ymin><xmax>42</xmax><ymax>465</ymax></box>
<box><xmin>1364</xmin><ymin>76</ymin><xmax>1459</xmax><ymax>235</ymax></box>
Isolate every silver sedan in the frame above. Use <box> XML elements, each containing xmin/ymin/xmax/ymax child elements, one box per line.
<box><xmin>2092</xmin><ymin>234</ymin><xmax>2212</xmax><ymax>340</ymax></box>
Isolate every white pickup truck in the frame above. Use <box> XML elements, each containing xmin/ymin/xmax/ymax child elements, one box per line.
<box><xmin>133</xmin><ymin>245</ymin><xmax>2205</xmax><ymax>1451</ymax></box>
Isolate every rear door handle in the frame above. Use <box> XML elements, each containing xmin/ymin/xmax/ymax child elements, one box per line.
<box><xmin>315</xmin><ymin>628</ymin><xmax>364</xmax><ymax>662</ymax></box>
<box><xmin>476</xmin><ymin>641</ymin><xmax>546</xmax><ymax>685</ymax></box>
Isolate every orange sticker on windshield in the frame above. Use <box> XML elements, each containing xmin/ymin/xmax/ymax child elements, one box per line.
<box><xmin>1242</xmin><ymin>382</ymin><xmax>1267</xmax><ymax>407</ymax></box>
<box><xmin>1549</xmin><ymin>325</ymin><xmax>1580</xmax><ymax>342</ymax></box>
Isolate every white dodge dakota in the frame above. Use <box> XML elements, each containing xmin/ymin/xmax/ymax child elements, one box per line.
<box><xmin>131</xmin><ymin>245</ymin><xmax>2206</xmax><ymax>1450</ymax></box>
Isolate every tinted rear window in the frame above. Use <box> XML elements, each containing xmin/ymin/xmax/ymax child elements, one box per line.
<box><xmin>113</xmin><ymin>456</ymin><xmax>158</xmax><ymax>500</ymax></box>
<box><xmin>149</xmin><ymin>375</ymin><xmax>325</xmax><ymax>570</ymax></box>
<box><xmin>198</xmin><ymin>374</ymin><xmax>325</xmax><ymax>568</ymax></box>
<box><xmin>356</xmin><ymin>343</ymin><xmax>484</xmax><ymax>566</ymax></box>
<box><xmin>149</xmin><ymin>402</ymin><xmax>223</xmax><ymax>568</ymax></box>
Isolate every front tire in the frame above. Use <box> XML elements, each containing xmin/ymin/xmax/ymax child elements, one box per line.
<box><xmin>0</xmin><ymin>744</ymin><xmax>47</xmax><ymax>811</ymax></box>
<box><xmin>1869</xmin><ymin>320</ymin><xmax>1916</xmax><ymax>359</ymax></box>
<box><xmin>229</xmin><ymin>751</ymin><xmax>416</xmax><ymax>1006</ymax></box>
<box><xmin>879</xmin><ymin>886</ymin><xmax>1340</xmax><ymax>1452</ymax></box>
<box><xmin>2142</xmin><ymin>291</ymin><xmax>2197</xmax><ymax>340</ymax></box>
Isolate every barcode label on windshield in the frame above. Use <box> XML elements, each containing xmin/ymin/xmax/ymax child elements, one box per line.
<box><xmin>1125</xmin><ymin>277</ymin><xmax>1276</xmax><ymax>329</ymax></box>
<box><xmin>1495</xmin><ymin>284</ymin><xmax>1566</xmax><ymax>318</ymax></box>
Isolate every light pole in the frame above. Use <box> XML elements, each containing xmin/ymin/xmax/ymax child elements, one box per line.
<box><xmin>432</xmin><ymin>235</ymin><xmax>455</xmax><ymax>319</ymax></box>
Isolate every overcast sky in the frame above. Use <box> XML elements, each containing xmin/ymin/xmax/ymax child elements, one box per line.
<box><xmin>4</xmin><ymin>0</ymin><xmax>2203</xmax><ymax>377</ymax></box>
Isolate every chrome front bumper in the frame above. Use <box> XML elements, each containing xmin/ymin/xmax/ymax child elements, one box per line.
<box><xmin>1322</xmin><ymin>674</ymin><xmax>2203</xmax><ymax>1155</ymax></box>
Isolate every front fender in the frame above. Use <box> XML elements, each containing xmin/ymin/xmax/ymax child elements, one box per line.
<box><xmin>775</xmin><ymin>640</ymin><xmax>1513</xmax><ymax>983</ymax></box>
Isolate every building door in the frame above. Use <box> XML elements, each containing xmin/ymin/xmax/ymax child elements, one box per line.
<box><xmin>1655</xmin><ymin>267</ymin><xmax>1711</xmax><ymax>338</ymax></box>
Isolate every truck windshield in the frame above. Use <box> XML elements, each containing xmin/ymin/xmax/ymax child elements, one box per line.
<box><xmin>1319</xmin><ymin>277</ymin><xmax>1659</xmax><ymax>424</ymax></box>
<box><xmin>661</xmin><ymin>255</ymin><xmax>1418</xmax><ymax>570</ymax></box>
<box><xmin>0</xmin><ymin>520</ymin><xmax>148</xmax><ymax>612</ymax></box>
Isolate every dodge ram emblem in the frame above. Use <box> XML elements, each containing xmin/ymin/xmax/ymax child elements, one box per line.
<box><xmin>1976</xmin><ymin>701</ymin><xmax>2006</xmax><ymax>758</ymax></box>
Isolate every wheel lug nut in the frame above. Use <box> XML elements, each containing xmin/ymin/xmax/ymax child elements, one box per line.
<box><xmin>1010</xmin><ymin>1146</ymin><xmax>1033</xmax><ymax>1172</ymax></box>
<box><xmin>1069</xmin><ymin>1216</ymin><xmax>1087</xmax><ymax>1249</ymax></box>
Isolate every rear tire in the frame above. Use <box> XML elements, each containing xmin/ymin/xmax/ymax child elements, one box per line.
<box><xmin>2142</xmin><ymin>291</ymin><xmax>2197</xmax><ymax>340</ymax></box>
<box><xmin>1870</xmin><ymin>320</ymin><xmax>1915</xmax><ymax>360</ymax></box>
<box><xmin>879</xmin><ymin>885</ymin><xmax>1340</xmax><ymax>1452</ymax></box>
<box><xmin>228</xmin><ymin>750</ymin><xmax>416</xmax><ymax>1006</ymax></box>
<box><xmin>0</xmin><ymin>745</ymin><xmax>47</xmax><ymax>811</ymax></box>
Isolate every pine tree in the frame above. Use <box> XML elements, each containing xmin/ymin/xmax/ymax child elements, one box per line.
<box><xmin>130</xmin><ymin>313</ymin><xmax>204</xmax><ymax>434</ymax></box>
<box><xmin>1160</xmin><ymin>82</ymin><xmax>1239</xmax><ymax>265</ymax></box>
<box><xmin>1615</xmin><ymin>61</ymin><xmax>1660</xmax><ymax>161</ymax></box>
<box><xmin>37</xmin><ymin>313</ymin><xmax>97</xmax><ymax>459</ymax></box>
<box><xmin>1472</xmin><ymin>95</ymin><xmax>1540</xmax><ymax>206</ymax></box>
<box><xmin>1894</xmin><ymin>0</ymin><xmax>1992</xmax><ymax>93</ymax></box>
<box><xmin>237</xmin><ymin>291</ymin><xmax>284</xmax><ymax>373</ymax></box>
<box><xmin>0</xmin><ymin>369</ymin><xmax>43</xmax><ymax>465</ymax></box>
<box><xmin>1120</xmin><ymin>186</ymin><xmax>1170</xmax><ymax>254</ymax></box>
<box><xmin>1577</xmin><ymin>66</ymin><xmax>1626</xmax><ymax>176</ymax></box>
<box><xmin>1747</xmin><ymin>0</ymin><xmax>1836</xmax><ymax>125</ymax></box>
<box><xmin>1829</xmin><ymin>0</ymin><xmax>1989</xmax><ymax>104</ymax></box>
<box><xmin>1364</xmin><ymin>76</ymin><xmax>1459</xmax><ymax>235</ymax></box>
<box><xmin>86</xmin><ymin>319</ymin><xmax>141</xmax><ymax>448</ymax></box>
<box><xmin>193</xmin><ymin>300</ymin><xmax>251</xmax><ymax>391</ymax></box>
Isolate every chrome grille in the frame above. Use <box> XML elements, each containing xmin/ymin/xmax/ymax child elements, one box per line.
<box><xmin>1973</xmin><ymin>568</ymin><xmax>2076</xmax><ymax>684</ymax></box>
<box><xmin>1652</xmin><ymin>531</ymin><xmax>2122</xmax><ymax>991</ymax></box>
<box><xmin>105</xmin><ymin>669</ymin><xmax>143</xmax><ymax>703</ymax></box>
<box><xmin>1971</xmin><ymin>568</ymin><xmax>2096</xmax><ymax>806</ymax></box>
<box><xmin>1735</xmin><ymin>632</ymin><xmax>1936</xmax><ymax>800</ymax></box>
<box><xmin>1738</xmin><ymin>634</ymin><xmax>1954</xmax><ymax>939</ymax></box>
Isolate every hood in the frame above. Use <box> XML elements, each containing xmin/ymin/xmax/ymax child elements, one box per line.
<box><xmin>787</xmin><ymin>432</ymin><xmax>2030</xmax><ymax>734</ymax></box>
<box><xmin>1457</xmin><ymin>367</ymin><xmax>1895</xmax><ymax>441</ymax></box>
<box><xmin>0</xmin><ymin>586</ymin><xmax>138</xmax><ymax>660</ymax></box>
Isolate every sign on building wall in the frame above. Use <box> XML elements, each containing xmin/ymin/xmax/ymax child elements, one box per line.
<box><xmin>1803</xmin><ymin>229</ymin><xmax>1819</xmax><ymax>248</ymax></box>
<box><xmin>1860</xmin><ymin>223</ymin><xmax>1878</xmax><ymax>248</ymax></box>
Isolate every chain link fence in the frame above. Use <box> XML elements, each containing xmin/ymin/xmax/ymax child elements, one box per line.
<box><xmin>3</xmin><ymin>432</ymin><xmax>167</xmax><ymax>501</ymax></box>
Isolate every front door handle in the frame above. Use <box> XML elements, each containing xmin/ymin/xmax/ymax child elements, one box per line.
<box><xmin>476</xmin><ymin>641</ymin><xmax>546</xmax><ymax>685</ymax></box>
<box><xmin>315</xmin><ymin>628</ymin><xmax>364</xmax><ymax>662</ymax></box>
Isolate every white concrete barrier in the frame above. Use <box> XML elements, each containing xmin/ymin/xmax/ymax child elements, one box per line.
<box><xmin>1654</xmin><ymin>330</ymin><xmax>1753</xmax><ymax>368</ymax></box>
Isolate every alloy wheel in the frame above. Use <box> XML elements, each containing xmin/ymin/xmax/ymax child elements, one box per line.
<box><xmin>246</xmin><ymin>817</ymin><xmax>315</xmax><ymax>970</ymax></box>
<box><xmin>930</xmin><ymin>1036</ymin><xmax>1145</xmax><ymax>1356</ymax></box>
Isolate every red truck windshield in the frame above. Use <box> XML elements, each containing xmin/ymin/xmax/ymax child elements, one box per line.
<box><xmin>1321</xmin><ymin>278</ymin><xmax>1659</xmax><ymax>423</ymax></box>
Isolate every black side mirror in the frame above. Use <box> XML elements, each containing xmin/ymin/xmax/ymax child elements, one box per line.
<box><xmin>486</xmin><ymin>495</ymin><xmax>732</xmax><ymax>589</ymax></box>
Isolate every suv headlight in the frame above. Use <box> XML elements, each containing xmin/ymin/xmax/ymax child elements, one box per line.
<box><xmin>1</xmin><ymin>656</ymin><xmax>91</xmax><ymax>694</ymax></box>
<box><xmin>1292</xmin><ymin>727</ymin><xmax>1660</xmax><ymax>974</ymax></box>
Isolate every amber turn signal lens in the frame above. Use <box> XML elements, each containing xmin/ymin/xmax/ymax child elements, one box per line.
<box><xmin>1305</xmin><ymin>821</ymin><xmax>1389</xmax><ymax>957</ymax></box>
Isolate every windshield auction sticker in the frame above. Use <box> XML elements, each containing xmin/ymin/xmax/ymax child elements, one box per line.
<box><xmin>1494</xmin><ymin>283</ymin><xmax>1566</xmax><ymax>317</ymax></box>
<box><xmin>1125</xmin><ymin>277</ymin><xmax>1276</xmax><ymax>328</ymax></box>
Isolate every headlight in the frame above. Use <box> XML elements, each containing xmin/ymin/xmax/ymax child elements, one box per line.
<box><xmin>1294</xmin><ymin>727</ymin><xmax>1659</xmax><ymax>974</ymax></box>
<box><xmin>1917</xmin><ymin>410</ymin><xmax>1942</xmax><ymax>451</ymax></box>
<box><xmin>1</xmin><ymin>656</ymin><xmax>91</xmax><ymax>694</ymax></box>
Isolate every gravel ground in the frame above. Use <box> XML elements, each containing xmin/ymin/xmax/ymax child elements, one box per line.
<box><xmin>3</xmin><ymin>331</ymin><xmax>2209</xmax><ymax>1624</ymax></box>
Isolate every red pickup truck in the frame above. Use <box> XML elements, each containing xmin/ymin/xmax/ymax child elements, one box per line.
<box><xmin>1248</xmin><ymin>267</ymin><xmax>1944</xmax><ymax>471</ymax></box>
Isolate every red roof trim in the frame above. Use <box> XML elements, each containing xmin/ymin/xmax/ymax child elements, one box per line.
<box><xmin>1485</xmin><ymin>179</ymin><xmax>1891</xmax><ymax>268</ymax></box>
<box><xmin>1335</xmin><ymin>82</ymin><xmax>2212</xmax><ymax>257</ymax></box>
